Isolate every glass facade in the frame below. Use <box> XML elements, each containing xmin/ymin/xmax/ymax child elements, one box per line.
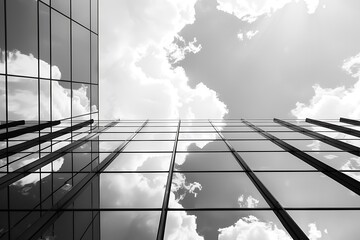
<box><xmin>1</xmin><ymin>118</ymin><xmax>360</xmax><ymax>239</ymax></box>
<box><xmin>0</xmin><ymin>0</ymin><xmax>99</xmax><ymax>126</ymax></box>
<box><xmin>1</xmin><ymin>1</ymin><xmax>360</xmax><ymax>240</ymax></box>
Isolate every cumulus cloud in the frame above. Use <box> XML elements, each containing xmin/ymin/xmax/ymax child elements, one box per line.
<box><xmin>308</xmin><ymin>223</ymin><xmax>322</xmax><ymax>240</ymax></box>
<box><xmin>0</xmin><ymin>50</ymin><xmax>94</xmax><ymax>120</ymax></box>
<box><xmin>218</xmin><ymin>215</ymin><xmax>292</xmax><ymax>240</ymax></box>
<box><xmin>167</xmin><ymin>35</ymin><xmax>202</xmax><ymax>64</ymax></box>
<box><xmin>238</xmin><ymin>195</ymin><xmax>259</xmax><ymax>208</ymax></box>
<box><xmin>171</xmin><ymin>172</ymin><xmax>203</xmax><ymax>202</ymax></box>
<box><xmin>216</xmin><ymin>0</ymin><xmax>320</xmax><ymax>23</ymax></box>
<box><xmin>164</xmin><ymin>203</ymin><xmax>204</xmax><ymax>240</ymax></box>
<box><xmin>238</xmin><ymin>30</ymin><xmax>259</xmax><ymax>41</ymax></box>
<box><xmin>100</xmin><ymin>0</ymin><xmax>228</xmax><ymax>119</ymax></box>
<box><xmin>292</xmin><ymin>52</ymin><xmax>360</xmax><ymax>119</ymax></box>
<box><xmin>12</xmin><ymin>157</ymin><xmax>64</xmax><ymax>187</ymax></box>
<box><xmin>341</xmin><ymin>157</ymin><xmax>360</xmax><ymax>181</ymax></box>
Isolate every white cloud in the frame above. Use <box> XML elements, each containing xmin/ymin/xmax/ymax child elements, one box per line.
<box><xmin>291</xmin><ymin>52</ymin><xmax>360</xmax><ymax>119</ymax></box>
<box><xmin>341</xmin><ymin>157</ymin><xmax>360</xmax><ymax>181</ymax></box>
<box><xmin>167</xmin><ymin>35</ymin><xmax>202</xmax><ymax>64</ymax></box>
<box><xmin>218</xmin><ymin>215</ymin><xmax>292</xmax><ymax>240</ymax></box>
<box><xmin>238</xmin><ymin>30</ymin><xmax>259</xmax><ymax>41</ymax></box>
<box><xmin>0</xmin><ymin>50</ymin><xmax>94</xmax><ymax>120</ymax></box>
<box><xmin>303</xmin><ymin>0</ymin><xmax>320</xmax><ymax>14</ymax></box>
<box><xmin>171</xmin><ymin>173</ymin><xmax>202</xmax><ymax>202</ymax></box>
<box><xmin>164</xmin><ymin>205</ymin><xmax>204</xmax><ymax>240</ymax></box>
<box><xmin>100</xmin><ymin>0</ymin><xmax>228</xmax><ymax>119</ymax></box>
<box><xmin>12</xmin><ymin>157</ymin><xmax>64</xmax><ymax>187</ymax></box>
<box><xmin>308</xmin><ymin>223</ymin><xmax>322</xmax><ymax>240</ymax></box>
<box><xmin>238</xmin><ymin>195</ymin><xmax>260</xmax><ymax>208</ymax></box>
<box><xmin>342</xmin><ymin>52</ymin><xmax>360</xmax><ymax>78</ymax></box>
<box><xmin>216</xmin><ymin>0</ymin><xmax>320</xmax><ymax>23</ymax></box>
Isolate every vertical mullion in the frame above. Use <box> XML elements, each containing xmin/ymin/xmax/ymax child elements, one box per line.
<box><xmin>274</xmin><ymin>118</ymin><xmax>360</xmax><ymax>156</ymax></box>
<box><xmin>209</xmin><ymin>120</ymin><xmax>309</xmax><ymax>240</ymax></box>
<box><xmin>156</xmin><ymin>120</ymin><xmax>181</xmax><ymax>240</ymax></box>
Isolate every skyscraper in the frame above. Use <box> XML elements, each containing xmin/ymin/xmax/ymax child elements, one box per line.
<box><xmin>1</xmin><ymin>1</ymin><xmax>360</xmax><ymax>240</ymax></box>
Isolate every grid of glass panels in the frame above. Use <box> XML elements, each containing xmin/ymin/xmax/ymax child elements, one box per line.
<box><xmin>1</xmin><ymin>118</ymin><xmax>359</xmax><ymax>239</ymax></box>
<box><xmin>0</xmin><ymin>0</ymin><xmax>99</xmax><ymax>130</ymax></box>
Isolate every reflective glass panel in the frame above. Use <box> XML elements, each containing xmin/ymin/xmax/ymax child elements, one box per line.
<box><xmin>170</xmin><ymin>172</ymin><xmax>269</xmax><ymax>208</ymax></box>
<box><xmin>177</xmin><ymin>141</ymin><xmax>228</xmax><ymax>152</ymax></box>
<box><xmin>165</xmin><ymin>211</ymin><xmax>291</xmax><ymax>240</ymax></box>
<box><xmin>123</xmin><ymin>141</ymin><xmax>174</xmax><ymax>152</ymax></box>
<box><xmin>51</xmin><ymin>10</ymin><xmax>70</xmax><ymax>80</ymax></box>
<box><xmin>256</xmin><ymin>172</ymin><xmax>360</xmax><ymax>207</ymax></box>
<box><xmin>100</xmin><ymin>173</ymin><xmax>167</xmax><ymax>208</ymax></box>
<box><xmin>175</xmin><ymin>152</ymin><xmax>242</xmax><ymax>171</ymax></box>
<box><xmin>105</xmin><ymin>153</ymin><xmax>172</xmax><ymax>171</ymax></box>
<box><xmin>230</xmin><ymin>140</ymin><xmax>283</xmax><ymax>151</ymax></box>
<box><xmin>72</xmin><ymin>22</ymin><xmax>90</xmax><ymax>83</ymax></box>
<box><xmin>101</xmin><ymin>211</ymin><xmax>160</xmax><ymax>240</ymax></box>
<box><xmin>72</xmin><ymin>0</ymin><xmax>90</xmax><ymax>28</ymax></box>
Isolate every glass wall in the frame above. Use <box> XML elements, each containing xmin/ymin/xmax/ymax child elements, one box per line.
<box><xmin>2</xmin><ymin>118</ymin><xmax>359</xmax><ymax>239</ymax></box>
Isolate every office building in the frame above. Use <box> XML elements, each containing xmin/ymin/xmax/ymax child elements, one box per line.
<box><xmin>1</xmin><ymin>0</ymin><xmax>360</xmax><ymax>240</ymax></box>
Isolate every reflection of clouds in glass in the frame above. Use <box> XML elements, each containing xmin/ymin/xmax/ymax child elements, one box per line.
<box><xmin>238</xmin><ymin>195</ymin><xmax>259</xmax><ymax>208</ymax></box>
<box><xmin>101</xmin><ymin>211</ymin><xmax>160</xmax><ymax>240</ymax></box>
<box><xmin>341</xmin><ymin>157</ymin><xmax>360</xmax><ymax>181</ymax></box>
<box><xmin>100</xmin><ymin>173</ymin><xmax>167</xmax><ymax>208</ymax></box>
<box><xmin>164</xmin><ymin>211</ymin><xmax>204</xmax><ymax>240</ymax></box>
<box><xmin>0</xmin><ymin>50</ymin><xmax>94</xmax><ymax>120</ymax></box>
<box><xmin>12</xmin><ymin>157</ymin><xmax>64</xmax><ymax>187</ymax></box>
<box><xmin>218</xmin><ymin>215</ymin><xmax>292</xmax><ymax>240</ymax></box>
<box><xmin>308</xmin><ymin>223</ymin><xmax>322</xmax><ymax>240</ymax></box>
<box><xmin>171</xmin><ymin>173</ymin><xmax>202</xmax><ymax>202</ymax></box>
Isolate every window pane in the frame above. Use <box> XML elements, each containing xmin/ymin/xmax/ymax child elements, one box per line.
<box><xmin>91</xmin><ymin>0</ymin><xmax>98</xmax><ymax>32</ymax></box>
<box><xmin>0</xmin><ymin>1</ymin><xmax>5</xmax><ymax>74</ymax></box>
<box><xmin>123</xmin><ymin>141</ymin><xmax>174</xmax><ymax>152</ymax></box>
<box><xmin>290</xmin><ymin>210</ymin><xmax>360</xmax><ymax>240</ymax></box>
<box><xmin>91</xmin><ymin>84</ymin><xmax>98</xmax><ymax>112</ymax></box>
<box><xmin>100</xmin><ymin>173</ymin><xmax>167</xmax><ymax>208</ymax></box>
<box><xmin>256</xmin><ymin>172</ymin><xmax>360</xmax><ymax>207</ymax></box>
<box><xmin>72</xmin><ymin>83</ymin><xmax>91</xmax><ymax>117</ymax></box>
<box><xmin>0</xmin><ymin>76</ymin><xmax>5</xmax><ymax>120</ymax></box>
<box><xmin>72</xmin><ymin>22</ymin><xmax>90</xmax><ymax>83</ymax></box>
<box><xmin>230</xmin><ymin>140</ymin><xmax>283</xmax><ymax>151</ymax></box>
<box><xmin>51</xmin><ymin>10</ymin><xmax>70</xmax><ymax>81</ymax></box>
<box><xmin>165</xmin><ymin>211</ymin><xmax>291</xmax><ymax>240</ymax></box>
<box><xmin>39</xmin><ymin>3</ymin><xmax>50</xmax><ymax>78</ymax></box>
<box><xmin>72</xmin><ymin>0</ymin><xmax>90</xmax><ymax>28</ymax></box>
<box><xmin>40</xmin><ymin>79</ymin><xmax>50</xmax><ymax>121</ymax></box>
<box><xmin>104</xmin><ymin>153</ymin><xmax>172</xmax><ymax>171</ymax></box>
<box><xmin>91</xmin><ymin>33</ymin><xmax>98</xmax><ymax>84</ymax></box>
<box><xmin>52</xmin><ymin>0</ymin><xmax>70</xmax><ymax>16</ymax></box>
<box><xmin>175</xmin><ymin>152</ymin><xmax>242</xmax><ymax>171</ymax></box>
<box><xmin>7</xmin><ymin>0</ymin><xmax>38</xmax><ymax>77</ymax></box>
<box><xmin>240</xmin><ymin>152</ymin><xmax>315</xmax><ymax>170</ymax></box>
<box><xmin>101</xmin><ymin>211</ymin><xmax>160</xmax><ymax>240</ymax></box>
<box><xmin>170</xmin><ymin>172</ymin><xmax>269</xmax><ymax>208</ymax></box>
<box><xmin>8</xmin><ymin>77</ymin><xmax>38</xmax><ymax>121</ymax></box>
<box><xmin>177</xmin><ymin>141</ymin><xmax>228</xmax><ymax>152</ymax></box>
<box><xmin>52</xmin><ymin>81</ymin><xmax>71</xmax><ymax>120</ymax></box>
<box><xmin>133</xmin><ymin>132</ymin><xmax>176</xmax><ymax>140</ymax></box>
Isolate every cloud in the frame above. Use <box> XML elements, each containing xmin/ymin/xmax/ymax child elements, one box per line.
<box><xmin>167</xmin><ymin>35</ymin><xmax>202</xmax><ymax>64</ymax></box>
<box><xmin>308</xmin><ymin>223</ymin><xmax>322</xmax><ymax>240</ymax></box>
<box><xmin>291</xmin><ymin>52</ymin><xmax>360</xmax><ymax>119</ymax></box>
<box><xmin>171</xmin><ymin>173</ymin><xmax>203</xmax><ymax>203</ymax></box>
<box><xmin>218</xmin><ymin>215</ymin><xmax>292</xmax><ymax>240</ymax></box>
<box><xmin>100</xmin><ymin>0</ymin><xmax>228</xmax><ymax>119</ymax></box>
<box><xmin>238</xmin><ymin>30</ymin><xmax>259</xmax><ymax>41</ymax></box>
<box><xmin>238</xmin><ymin>195</ymin><xmax>259</xmax><ymax>208</ymax></box>
<box><xmin>216</xmin><ymin>0</ymin><xmax>320</xmax><ymax>23</ymax></box>
<box><xmin>12</xmin><ymin>157</ymin><xmax>64</xmax><ymax>187</ymax></box>
<box><xmin>340</xmin><ymin>157</ymin><xmax>360</xmax><ymax>181</ymax></box>
<box><xmin>164</xmin><ymin>208</ymin><xmax>204</xmax><ymax>240</ymax></box>
<box><xmin>0</xmin><ymin>50</ymin><xmax>94</xmax><ymax>120</ymax></box>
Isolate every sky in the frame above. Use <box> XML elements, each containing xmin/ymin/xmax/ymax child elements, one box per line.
<box><xmin>99</xmin><ymin>0</ymin><xmax>360</xmax><ymax>120</ymax></box>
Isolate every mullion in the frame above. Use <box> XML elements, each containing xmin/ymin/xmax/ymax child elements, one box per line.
<box><xmin>156</xmin><ymin>120</ymin><xmax>180</xmax><ymax>240</ymax></box>
<box><xmin>209</xmin><ymin>120</ymin><xmax>309</xmax><ymax>240</ymax></box>
<box><xmin>243</xmin><ymin>119</ymin><xmax>360</xmax><ymax>196</ymax></box>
